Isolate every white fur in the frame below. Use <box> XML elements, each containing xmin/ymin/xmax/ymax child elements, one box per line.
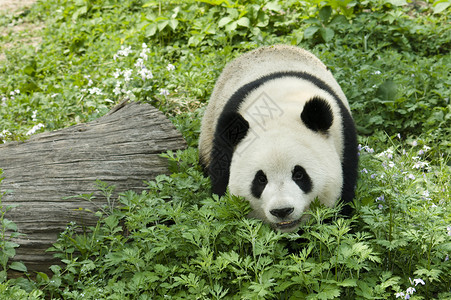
<box><xmin>199</xmin><ymin>45</ymin><xmax>348</xmax><ymax>165</ymax></box>
<box><xmin>199</xmin><ymin>45</ymin><xmax>350</xmax><ymax>231</ymax></box>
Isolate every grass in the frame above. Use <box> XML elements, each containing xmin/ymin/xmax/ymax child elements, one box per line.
<box><xmin>0</xmin><ymin>0</ymin><xmax>450</xmax><ymax>299</ymax></box>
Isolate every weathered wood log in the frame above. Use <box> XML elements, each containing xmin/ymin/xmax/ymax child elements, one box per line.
<box><xmin>0</xmin><ymin>100</ymin><xmax>186</xmax><ymax>274</ymax></box>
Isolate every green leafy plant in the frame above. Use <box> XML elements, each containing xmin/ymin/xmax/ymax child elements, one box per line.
<box><xmin>0</xmin><ymin>0</ymin><xmax>450</xmax><ymax>298</ymax></box>
<box><xmin>0</xmin><ymin>170</ymin><xmax>44</xmax><ymax>298</ymax></box>
<box><xmin>0</xmin><ymin>170</ymin><xmax>26</xmax><ymax>281</ymax></box>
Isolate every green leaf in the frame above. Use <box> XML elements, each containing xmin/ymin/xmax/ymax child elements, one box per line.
<box><xmin>264</xmin><ymin>1</ymin><xmax>282</xmax><ymax>11</ymax></box>
<box><xmin>3</xmin><ymin>219</ymin><xmax>18</xmax><ymax>231</ymax></box>
<box><xmin>0</xmin><ymin>270</ymin><xmax>6</xmax><ymax>283</ymax></box>
<box><xmin>319</xmin><ymin>6</ymin><xmax>332</xmax><ymax>23</ymax></box>
<box><xmin>36</xmin><ymin>272</ymin><xmax>49</xmax><ymax>284</ymax></box>
<box><xmin>314</xmin><ymin>283</ymin><xmax>341</xmax><ymax>300</ymax></box>
<box><xmin>304</xmin><ymin>26</ymin><xmax>319</xmax><ymax>39</ymax></box>
<box><xmin>320</xmin><ymin>28</ymin><xmax>334</xmax><ymax>42</ymax></box>
<box><xmin>10</xmin><ymin>261</ymin><xmax>27</xmax><ymax>272</ymax></box>
<box><xmin>376</xmin><ymin>80</ymin><xmax>398</xmax><ymax>100</ymax></box>
<box><xmin>386</xmin><ymin>0</ymin><xmax>408</xmax><ymax>6</ymax></box>
<box><xmin>145</xmin><ymin>24</ymin><xmax>157</xmax><ymax>37</ymax></box>
<box><xmin>168</xmin><ymin>19</ymin><xmax>179</xmax><ymax>30</ymax></box>
<box><xmin>256</xmin><ymin>12</ymin><xmax>270</xmax><ymax>27</ymax></box>
<box><xmin>237</xmin><ymin>17</ymin><xmax>250</xmax><ymax>28</ymax></box>
<box><xmin>218</xmin><ymin>16</ymin><xmax>233</xmax><ymax>28</ymax></box>
<box><xmin>72</xmin><ymin>6</ymin><xmax>88</xmax><ymax>21</ymax></box>
<box><xmin>142</xmin><ymin>1</ymin><xmax>159</xmax><ymax>8</ymax></box>
<box><xmin>338</xmin><ymin>278</ymin><xmax>357</xmax><ymax>287</ymax></box>
<box><xmin>225</xmin><ymin>21</ymin><xmax>237</xmax><ymax>32</ymax></box>
<box><xmin>157</xmin><ymin>19</ymin><xmax>169</xmax><ymax>31</ymax></box>
<box><xmin>433</xmin><ymin>2</ymin><xmax>450</xmax><ymax>14</ymax></box>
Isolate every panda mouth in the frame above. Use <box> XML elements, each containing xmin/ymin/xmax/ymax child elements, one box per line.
<box><xmin>275</xmin><ymin>219</ymin><xmax>300</xmax><ymax>230</ymax></box>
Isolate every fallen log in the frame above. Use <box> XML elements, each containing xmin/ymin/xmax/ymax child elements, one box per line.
<box><xmin>0</xmin><ymin>100</ymin><xmax>186</xmax><ymax>275</ymax></box>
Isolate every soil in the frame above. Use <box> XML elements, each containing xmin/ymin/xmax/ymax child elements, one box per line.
<box><xmin>0</xmin><ymin>0</ymin><xmax>41</xmax><ymax>61</ymax></box>
<box><xmin>0</xmin><ymin>0</ymin><xmax>36</xmax><ymax>13</ymax></box>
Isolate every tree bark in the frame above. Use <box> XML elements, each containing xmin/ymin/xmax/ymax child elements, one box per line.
<box><xmin>0</xmin><ymin>100</ymin><xmax>186</xmax><ymax>275</ymax></box>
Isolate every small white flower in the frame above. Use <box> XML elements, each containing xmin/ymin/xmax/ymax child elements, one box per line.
<box><xmin>413</xmin><ymin>161</ymin><xmax>429</xmax><ymax>169</ymax></box>
<box><xmin>364</xmin><ymin>146</ymin><xmax>374</xmax><ymax>153</ymax></box>
<box><xmin>32</xmin><ymin>110</ymin><xmax>38</xmax><ymax>121</ymax></box>
<box><xmin>140</xmin><ymin>43</ymin><xmax>150</xmax><ymax>60</ymax></box>
<box><xmin>388</xmin><ymin>161</ymin><xmax>395</xmax><ymax>168</ymax></box>
<box><xmin>88</xmin><ymin>87</ymin><xmax>103</xmax><ymax>95</ymax></box>
<box><xmin>373</xmin><ymin>70</ymin><xmax>381</xmax><ymax>75</ymax></box>
<box><xmin>134</xmin><ymin>58</ymin><xmax>145</xmax><ymax>69</ymax></box>
<box><xmin>123</xmin><ymin>69</ymin><xmax>133</xmax><ymax>82</ymax></box>
<box><xmin>447</xmin><ymin>226</ymin><xmax>451</xmax><ymax>236</ymax></box>
<box><xmin>395</xmin><ymin>292</ymin><xmax>405</xmax><ymax>298</ymax></box>
<box><xmin>159</xmin><ymin>89</ymin><xmax>169</xmax><ymax>96</ymax></box>
<box><xmin>113</xmin><ymin>69</ymin><xmax>122</xmax><ymax>78</ymax></box>
<box><xmin>412</xmin><ymin>140</ymin><xmax>418</xmax><ymax>146</ymax></box>
<box><xmin>10</xmin><ymin>91</ymin><xmax>15</xmax><ymax>96</ymax></box>
<box><xmin>26</xmin><ymin>123</ymin><xmax>45</xmax><ymax>136</ymax></box>
<box><xmin>113</xmin><ymin>81</ymin><xmax>122</xmax><ymax>95</ymax></box>
<box><xmin>138</xmin><ymin>67</ymin><xmax>153</xmax><ymax>80</ymax></box>
<box><xmin>167</xmin><ymin>63</ymin><xmax>175</xmax><ymax>71</ymax></box>
<box><xmin>139</xmin><ymin>51</ymin><xmax>149</xmax><ymax>60</ymax></box>
<box><xmin>407</xmin><ymin>174</ymin><xmax>415</xmax><ymax>180</ymax></box>
<box><xmin>51</xmin><ymin>93</ymin><xmax>59</xmax><ymax>98</ymax></box>
<box><xmin>118</xmin><ymin>45</ymin><xmax>132</xmax><ymax>57</ymax></box>
<box><xmin>406</xmin><ymin>287</ymin><xmax>415</xmax><ymax>295</ymax></box>
<box><xmin>1</xmin><ymin>129</ymin><xmax>11</xmax><ymax>142</ymax></box>
<box><xmin>413</xmin><ymin>278</ymin><xmax>425</xmax><ymax>286</ymax></box>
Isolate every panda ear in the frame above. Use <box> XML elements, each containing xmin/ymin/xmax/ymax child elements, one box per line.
<box><xmin>300</xmin><ymin>97</ymin><xmax>334</xmax><ymax>132</ymax></box>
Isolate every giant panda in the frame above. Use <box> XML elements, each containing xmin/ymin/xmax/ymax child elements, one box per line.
<box><xmin>199</xmin><ymin>45</ymin><xmax>358</xmax><ymax>232</ymax></box>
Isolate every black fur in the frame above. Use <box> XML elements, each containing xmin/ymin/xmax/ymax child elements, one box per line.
<box><xmin>292</xmin><ymin>165</ymin><xmax>312</xmax><ymax>193</ymax></box>
<box><xmin>251</xmin><ymin>170</ymin><xmax>267</xmax><ymax>198</ymax></box>
<box><xmin>301</xmin><ymin>97</ymin><xmax>334</xmax><ymax>132</ymax></box>
<box><xmin>208</xmin><ymin>71</ymin><xmax>358</xmax><ymax>214</ymax></box>
<box><xmin>210</xmin><ymin>112</ymin><xmax>249</xmax><ymax>195</ymax></box>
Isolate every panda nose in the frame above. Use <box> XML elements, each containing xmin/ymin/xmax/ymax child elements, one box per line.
<box><xmin>270</xmin><ymin>207</ymin><xmax>294</xmax><ymax>219</ymax></box>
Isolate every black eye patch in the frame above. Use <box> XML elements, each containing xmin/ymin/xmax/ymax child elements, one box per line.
<box><xmin>292</xmin><ymin>165</ymin><xmax>312</xmax><ymax>193</ymax></box>
<box><xmin>251</xmin><ymin>170</ymin><xmax>267</xmax><ymax>198</ymax></box>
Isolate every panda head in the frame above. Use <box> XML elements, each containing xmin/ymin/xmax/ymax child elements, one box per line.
<box><xmin>226</xmin><ymin>97</ymin><xmax>343</xmax><ymax>232</ymax></box>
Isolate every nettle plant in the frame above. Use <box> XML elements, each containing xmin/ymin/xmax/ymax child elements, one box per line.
<box><xmin>38</xmin><ymin>138</ymin><xmax>450</xmax><ymax>299</ymax></box>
